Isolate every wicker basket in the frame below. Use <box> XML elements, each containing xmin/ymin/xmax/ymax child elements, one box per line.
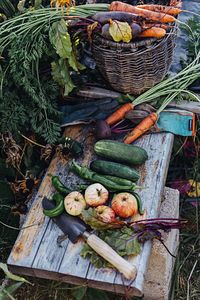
<box><xmin>92</xmin><ymin>27</ymin><xmax>177</xmax><ymax>95</ymax></box>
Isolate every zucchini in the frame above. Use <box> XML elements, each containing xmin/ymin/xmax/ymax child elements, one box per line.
<box><xmin>90</xmin><ymin>160</ymin><xmax>140</xmax><ymax>182</ymax></box>
<box><xmin>94</xmin><ymin>140</ymin><xmax>148</xmax><ymax>165</ymax></box>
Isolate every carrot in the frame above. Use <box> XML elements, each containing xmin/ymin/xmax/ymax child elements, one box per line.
<box><xmin>106</xmin><ymin>103</ymin><xmax>134</xmax><ymax>126</ymax></box>
<box><xmin>170</xmin><ymin>0</ymin><xmax>182</xmax><ymax>8</ymax></box>
<box><xmin>123</xmin><ymin>112</ymin><xmax>158</xmax><ymax>144</ymax></box>
<box><xmin>136</xmin><ymin>5</ymin><xmax>182</xmax><ymax>16</ymax></box>
<box><xmin>142</xmin><ymin>22</ymin><xmax>169</xmax><ymax>30</ymax></box>
<box><xmin>109</xmin><ymin>2</ymin><xmax>176</xmax><ymax>23</ymax></box>
<box><xmin>139</xmin><ymin>27</ymin><xmax>166</xmax><ymax>39</ymax></box>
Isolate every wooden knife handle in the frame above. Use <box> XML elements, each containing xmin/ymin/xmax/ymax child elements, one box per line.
<box><xmin>84</xmin><ymin>232</ymin><xmax>137</xmax><ymax>280</ymax></box>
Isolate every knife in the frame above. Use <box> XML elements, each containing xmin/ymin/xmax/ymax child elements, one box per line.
<box><xmin>42</xmin><ymin>197</ymin><xmax>137</xmax><ymax>280</ymax></box>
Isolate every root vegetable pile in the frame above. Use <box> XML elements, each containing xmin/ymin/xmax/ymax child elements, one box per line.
<box><xmin>91</xmin><ymin>1</ymin><xmax>182</xmax><ymax>43</ymax></box>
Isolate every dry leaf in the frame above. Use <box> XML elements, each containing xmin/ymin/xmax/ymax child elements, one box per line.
<box><xmin>87</xmin><ymin>22</ymin><xmax>98</xmax><ymax>43</ymax></box>
<box><xmin>109</xmin><ymin>20</ymin><xmax>132</xmax><ymax>43</ymax></box>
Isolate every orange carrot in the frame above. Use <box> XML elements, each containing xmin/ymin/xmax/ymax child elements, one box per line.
<box><xmin>123</xmin><ymin>112</ymin><xmax>158</xmax><ymax>144</ymax></box>
<box><xmin>139</xmin><ymin>27</ymin><xmax>166</xmax><ymax>39</ymax></box>
<box><xmin>106</xmin><ymin>103</ymin><xmax>134</xmax><ymax>126</ymax></box>
<box><xmin>170</xmin><ymin>0</ymin><xmax>182</xmax><ymax>8</ymax></box>
<box><xmin>109</xmin><ymin>2</ymin><xmax>176</xmax><ymax>23</ymax></box>
<box><xmin>142</xmin><ymin>22</ymin><xmax>169</xmax><ymax>30</ymax></box>
<box><xmin>136</xmin><ymin>5</ymin><xmax>182</xmax><ymax>16</ymax></box>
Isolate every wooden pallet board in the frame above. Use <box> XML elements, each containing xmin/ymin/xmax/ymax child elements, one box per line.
<box><xmin>8</xmin><ymin>125</ymin><xmax>174</xmax><ymax>297</ymax></box>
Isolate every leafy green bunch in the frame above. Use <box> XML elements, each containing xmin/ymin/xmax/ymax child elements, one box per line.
<box><xmin>0</xmin><ymin>28</ymin><xmax>61</xmax><ymax>143</ymax></box>
<box><xmin>0</xmin><ymin>16</ymin><xmax>84</xmax><ymax>143</ymax></box>
<box><xmin>50</xmin><ymin>19</ymin><xmax>85</xmax><ymax>96</ymax></box>
<box><xmin>0</xmin><ymin>2</ymin><xmax>108</xmax><ymax>143</ymax></box>
<box><xmin>81</xmin><ymin>227</ymin><xmax>141</xmax><ymax>268</ymax></box>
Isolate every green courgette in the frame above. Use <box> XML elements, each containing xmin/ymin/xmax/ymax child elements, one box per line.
<box><xmin>90</xmin><ymin>160</ymin><xmax>140</xmax><ymax>182</ymax></box>
<box><xmin>94</xmin><ymin>140</ymin><xmax>148</xmax><ymax>165</ymax></box>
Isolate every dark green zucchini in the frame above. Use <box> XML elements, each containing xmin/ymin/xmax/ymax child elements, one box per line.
<box><xmin>90</xmin><ymin>160</ymin><xmax>139</xmax><ymax>182</ymax></box>
<box><xmin>94</xmin><ymin>140</ymin><xmax>148</xmax><ymax>165</ymax></box>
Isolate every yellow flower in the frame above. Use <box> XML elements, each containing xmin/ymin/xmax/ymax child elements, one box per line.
<box><xmin>50</xmin><ymin>0</ymin><xmax>75</xmax><ymax>13</ymax></box>
<box><xmin>187</xmin><ymin>180</ymin><xmax>200</xmax><ymax>198</ymax></box>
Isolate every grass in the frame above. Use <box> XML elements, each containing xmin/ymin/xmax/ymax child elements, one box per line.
<box><xmin>170</xmin><ymin>207</ymin><xmax>200</xmax><ymax>300</ymax></box>
<box><xmin>14</xmin><ymin>279</ymin><xmax>125</xmax><ymax>300</ymax></box>
<box><xmin>170</xmin><ymin>201</ymin><xmax>200</xmax><ymax>300</ymax></box>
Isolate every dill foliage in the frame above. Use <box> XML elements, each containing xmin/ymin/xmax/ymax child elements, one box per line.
<box><xmin>0</xmin><ymin>24</ymin><xmax>62</xmax><ymax>143</ymax></box>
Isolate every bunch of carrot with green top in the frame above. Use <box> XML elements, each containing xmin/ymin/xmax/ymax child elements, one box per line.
<box><xmin>102</xmin><ymin>44</ymin><xmax>200</xmax><ymax>144</ymax></box>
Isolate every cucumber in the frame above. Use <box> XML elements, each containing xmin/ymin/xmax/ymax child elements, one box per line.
<box><xmin>94</xmin><ymin>140</ymin><xmax>148</xmax><ymax>165</ymax></box>
<box><xmin>90</xmin><ymin>160</ymin><xmax>140</xmax><ymax>182</ymax></box>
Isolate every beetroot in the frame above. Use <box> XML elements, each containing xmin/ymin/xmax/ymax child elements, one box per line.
<box><xmin>95</xmin><ymin>120</ymin><xmax>112</xmax><ymax>140</ymax></box>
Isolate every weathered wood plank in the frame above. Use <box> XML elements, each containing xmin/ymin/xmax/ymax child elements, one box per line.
<box><xmin>32</xmin><ymin>221</ymin><xmax>69</xmax><ymax>272</ymax></box>
<box><xmin>31</xmin><ymin>126</ymin><xmax>95</xmax><ymax>281</ymax></box>
<box><xmin>59</xmin><ymin>239</ymin><xmax>90</xmax><ymax>278</ymax></box>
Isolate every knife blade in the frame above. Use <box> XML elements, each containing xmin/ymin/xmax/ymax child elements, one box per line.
<box><xmin>42</xmin><ymin>197</ymin><xmax>137</xmax><ymax>280</ymax></box>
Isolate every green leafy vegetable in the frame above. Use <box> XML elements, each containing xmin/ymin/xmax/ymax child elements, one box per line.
<box><xmin>81</xmin><ymin>227</ymin><xmax>141</xmax><ymax>268</ymax></box>
<box><xmin>49</xmin><ymin>19</ymin><xmax>85</xmax><ymax>95</ymax></box>
<box><xmin>51</xmin><ymin>59</ymin><xmax>75</xmax><ymax>95</ymax></box>
<box><xmin>49</xmin><ymin>20</ymin><xmax>73</xmax><ymax>60</ymax></box>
